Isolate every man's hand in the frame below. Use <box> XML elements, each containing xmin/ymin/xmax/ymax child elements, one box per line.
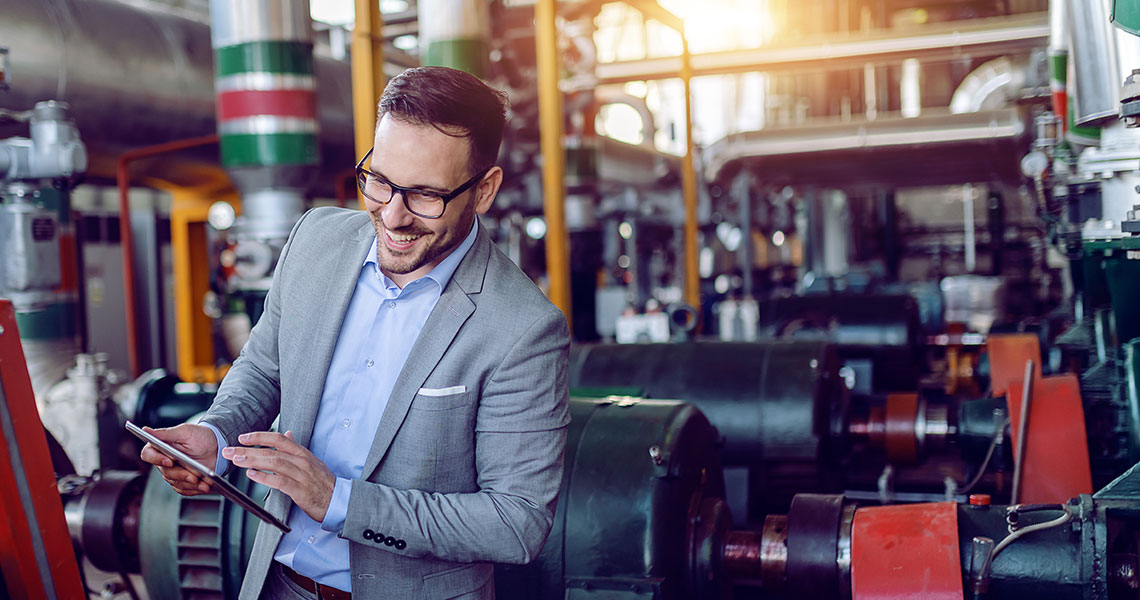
<box><xmin>139</xmin><ymin>423</ymin><xmax>219</xmax><ymax>496</ymax></box>
<box><xmin>223</xmin><ymin>431</ymin><xmax>336</xmax><ymax>523</ymax></box>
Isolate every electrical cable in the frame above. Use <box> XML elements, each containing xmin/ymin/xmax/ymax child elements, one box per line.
<box><xmin>979</xmin><ymin>504</ymin><xmax>1073</xmax><ymax>581</ymax></box>
<box><xmin>959</xmin><ymin>417</ymin><xmax>1010</xmax><ymax>495</ymax></box>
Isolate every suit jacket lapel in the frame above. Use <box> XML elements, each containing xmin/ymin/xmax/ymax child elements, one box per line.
<box><xmin>360</xmin><ymin>224</ymin><xmax>491</xmax><ymax>478</ymax></box>
<box><xmin>288</xmin><ymin>218</ymin><xmax>375</xmax><ymax>449</ymax></box>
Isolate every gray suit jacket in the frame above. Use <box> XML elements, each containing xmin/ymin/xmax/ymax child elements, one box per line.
<box><xmin>201</xmin><ymin>207</ymin><xmax>570</xmax><ymax>599</ymax></box>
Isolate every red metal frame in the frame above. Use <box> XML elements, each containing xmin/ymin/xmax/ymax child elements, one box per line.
<box><xmin>1006</xmin><ymin>374</ymin><xmax>1093</xmax><ymax>504</ymax></box>
<box><xmin>851</xmin><ymin>502</ymin><xmax>963</xmax><ymax>600</ymax></box>
<box><xmin>0</xmin><ymin>299</ymin><xmax>84</xmax><ymax>597</ymax></box>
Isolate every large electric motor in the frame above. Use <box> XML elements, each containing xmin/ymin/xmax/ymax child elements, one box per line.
<box><xmin>570</xmin><ymin>341</ymin><xmax>849</xmax><ymax>519</ymax></box>
<box><xmin>496</xmin><ymin>397</ymin><xmax>729</xmax><ymax>599</ymax></box>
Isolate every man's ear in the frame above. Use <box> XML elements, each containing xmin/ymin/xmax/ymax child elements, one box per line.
<box><xmin>473</xmin><ymin>166</ymin><xmax>503</xmax><ymax>215</ymax></box>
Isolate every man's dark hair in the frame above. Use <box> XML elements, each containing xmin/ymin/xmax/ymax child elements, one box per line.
<box><xmin>378</xmin><ymin>66</ymin><xmax>509</xmax><ymax>174</ymax></box>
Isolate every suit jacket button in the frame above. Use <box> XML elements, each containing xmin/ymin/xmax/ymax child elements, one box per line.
<box><xmin>363</xmin><ymin>529</ymin><xmax>375</xmax><ymax>540</ymax></box>
<box><xmin>383</xmin><ymin>536</ymin><xmax>395</xmax><ymax>546</ymax></box>
<box><xmin>374</xmin><ymin>532</ymin><xmax>385</xmax><ymax>543</ymax></box>
<box><xmin>395</xmin><ymin>540</ymin><xmax>407</xmax><ymax>550</ymax></box>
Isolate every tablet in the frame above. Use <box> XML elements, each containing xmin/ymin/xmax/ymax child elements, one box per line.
<box><xmin>127</xmin><ymin>421</ymin><xmax>291</xmax><ymax>533</ymax></box>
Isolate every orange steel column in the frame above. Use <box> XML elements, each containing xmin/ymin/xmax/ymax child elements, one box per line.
<box><xmin>680</xmin><ymin>32</ymin><xmax>701</xmax><ymax>314</ymax></box>
<box><xmin>352</xmin><ymin>0</ymin><xmax>386</xmax><ymax>209</ymax></box>
<box><xmin>0</xmin><ymin>299</ymin><xmax>85</xmax><ymax>598</ymax></box>
<box><xmin>536</xmin><ymin>0</ymin><xmax>572</xmax><ymax>326</ymax></box>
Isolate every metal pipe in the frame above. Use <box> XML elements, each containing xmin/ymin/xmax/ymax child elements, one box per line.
<box><xmin>1066</xmin><ymin>0</ymin><xmax>1122</xmax><ymax>125</ymax></box>
<box><xmin>0</xmin><ymin>0</ymin><xmax>356</xmax><ymax>182</ymax></box>
<box><xmin>1011</xmin><ymin>359</ymin><xmax>1035</xmax><ymax>504</ymax></box>
<box><xmin>116</xmin><ymin>135</ymin><xmax>219</xmax><ymax>378</ymax></box>
<box><xmin>964</xmin><ymin>184</ymin><xmax>976</xmax><ymax>272</ymax></box>
<box><xmin>352</xmin><ymin>0</ymin><xmax>386</xmax><ymax>210</ymax></box>
<box><xmin>681</xmin><ymin>33</ymin><xmax>700</xmax><ymax>314</ymax></box>
<box><xmin>536</xmin><ymin>0</ymin><xmax>571</xmax><ymax>327</ymax></box>
<box><xmin>596</xmin><ymin>13</ymin><xmax>1049</xmax><ymax>84</ymax></box>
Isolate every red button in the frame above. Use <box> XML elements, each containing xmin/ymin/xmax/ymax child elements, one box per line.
<box><xmin>969</xmin><ymin>494</ymin><xmax>991</xmax><ymax>506</ymax></box>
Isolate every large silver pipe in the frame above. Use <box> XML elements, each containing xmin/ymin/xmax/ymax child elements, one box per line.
<box><xmin>0</xmin><ymin>0</ymin><xmax>354</xmax><ymax>182</ymax></box>
<box><xmin>1067</xmin><ymin>0</ymin><xmax>1123</xmax><ymax>125</ymax></box>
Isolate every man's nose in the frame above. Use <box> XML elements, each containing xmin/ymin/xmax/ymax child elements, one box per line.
<box><xmin>381</xmin><ymin>192</ymin><xmax>415</xmax><ymax>228</ymax></box>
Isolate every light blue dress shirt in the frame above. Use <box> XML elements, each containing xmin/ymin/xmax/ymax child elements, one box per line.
<box><xmin>203</xmin><ymin>218</ymin><xmax>479</xmax><ymax>592</ymax></box>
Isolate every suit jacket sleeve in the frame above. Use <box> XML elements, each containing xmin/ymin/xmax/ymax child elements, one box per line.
<box><xmin>339</xmin><ymin>307</ymin><xmax>571</xmax><ymax>565</ymax></box>
<box><xmin>199</xmin><ymin>209</ymin><xmax>314</xmax><ymax>445</ymax></box>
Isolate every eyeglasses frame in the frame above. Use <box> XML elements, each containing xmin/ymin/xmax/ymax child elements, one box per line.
<box><xmin>354</xmin><ymin>147</ymin><xmax>492</xmax><ymax>219</ymax></box>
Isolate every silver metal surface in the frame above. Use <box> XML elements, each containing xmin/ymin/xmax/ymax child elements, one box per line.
<box><xmin>596</xmin><ymin>13</ymin><xmax>1049</xmax><ymax>83</ymax></box>
<box><xmin>1068</xmin><ymin>0</ymin><xmax>1126</xmax><ymax>125</ymax></box>
<box><xmin>836</xmin><ymin>503</ymin><xmax>856</xmax><ymax>600</ymax></box>
<box><xmin>1011</xmin><ymin>359</ymin><xmax>1035</xmax><ymax>505</ymax></box>
<box><xmin>215</xmin><ymin>73</ymin><xmax>315</xmax><ymax>92</ymax></box>
<box><xmin>0</xmin><ymin>0</ymin><xmax>354</xmax><ymax>174</ymax></box>
<box><xmin>217</xmin><ymin>115</ymin><xmax>319</xmax><ymax>136</ymax></box>
<box><xmin>208</xmin><ymin>0</ymin><xmax>311</xmax><ymax>48</ymax></box>
<box><xmin>0</xmin><ymin>195</ymin><xmax>62</xmax><ymax>299</ymax></box>
<box><xmin>1</xmin><ymin>101</ymin><xmax>86</xmax><ymax>182</ymax></box>
<box><xmin>704</xmin><ymin>109</ymin><xmax>1025</xmax><ymax>184</ymax></box>
<box><xmin>950</xmin><ymin>56</ymin><xmax>1028</xmax><ymax>114</ymax></box>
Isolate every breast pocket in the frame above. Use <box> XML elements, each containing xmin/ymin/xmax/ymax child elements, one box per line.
<box><xmin>410</xmin><ymin>386</ymin><xmax>473</xmax><ymax>411</ymax></box>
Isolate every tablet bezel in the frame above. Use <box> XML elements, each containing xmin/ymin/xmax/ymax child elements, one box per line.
<box><xmin>127</xmin><ymin>421</ymin><xmax>291</xmax><ymax>533</ymax></box>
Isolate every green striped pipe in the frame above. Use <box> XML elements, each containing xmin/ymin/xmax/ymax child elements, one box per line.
<box><xmin>419</xmin><ymin>0</ymin><xmax>491</xmax><ymax>78</ymax></box>
<box><xmin>209</xmin><ymin>0</ymin><xmax>318</xmax><ymax>169</ymax></box>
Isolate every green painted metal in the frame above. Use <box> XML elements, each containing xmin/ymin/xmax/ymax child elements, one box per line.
<box><xmin>14</xmin><ymin>302</ymin><xmax>76</xmax><ymax>339</ymax></box>
<box><xmin>1082</xmin><ymin>238</ymin><xmax>1140</xmax><ymax>346</ymax></box>
<box><xmin>220</xmin><ymin>133</ymin><xmax>318</xmax><ymax>167</ymax></box>
<box><xmin>1113</xmin><ymin>0</ymin><xmax>1140</xmax><ymax>36</ymax></box>
<box><xmin>1050</xmin><ymin>52</ymin><xmax>1067</xmax><ymax>84</ymax></box>
<box><xmin>423</xmin><ymin>38</ymin><xmax>490</xmax><ymax>78</ymax></box>
<box><xmin>1124</xmin><ymin>340</ymin><xmax>1140</xmax><ymax>464</ymax></box>
<box><xmin>214</xmin><ymin>41</ymin><xmax>314</xmax><ymax>77</ymax></box>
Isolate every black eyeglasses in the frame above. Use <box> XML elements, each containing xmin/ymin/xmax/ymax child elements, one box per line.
<box><xmin>355</xmin><ymin>147</ymin><xmax>491</xmax><ymax>219</ymax></box>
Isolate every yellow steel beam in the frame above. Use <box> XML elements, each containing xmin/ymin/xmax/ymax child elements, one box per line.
<box><xmin>167</xmin><ymin>186</ymin><xmax>237</xmax><ymax>383</ymax></box>
<box><xmin>680</xmin><ymin>33</ymin><xmax>700</xmax><ymax>314</ymax></box>
<box><xmin>352</xmin><ymin>0</ymin><xmax>386</xmax><ymax>209</ymax></box>
<box><xmin>622</xmin><ymin>0</ymin><xmax>683</xmax><ymax>32</ymax></box>
<box><xmin>536</xmin><ymin>0</ymin><xmax>572</xmax><ymax>328</ymax></box>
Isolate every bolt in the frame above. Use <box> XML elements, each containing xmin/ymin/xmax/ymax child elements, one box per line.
<box><xmin>649</xmin><ymin>445</ymin><xmax>663</xmax><ymax>465</ymax></box>
<box><xmin>810</xmin><ymin>359</ymin><xmax>819</xmax><ymax>369</ymax></box>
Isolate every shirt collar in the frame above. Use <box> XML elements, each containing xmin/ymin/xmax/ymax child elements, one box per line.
<box><xmin>364</xmin><ymin>216</ymin><xmax>480</xmax><ymax>291</ymax></box>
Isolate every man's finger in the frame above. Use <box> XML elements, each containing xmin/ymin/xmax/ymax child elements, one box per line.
<box><xmin>237</xmin><ymin>431</ymin><xmax>306</xmax><ymax>456</ymax></box>
<box><xmin>140</xmin><ymin>445</ymin><xmax>174</xmax><ymax>468</ymax></box>
<box><xmin>225</xmin><ymin>447</ymin><xmax>305</xmax><ymax>477</ymax></box>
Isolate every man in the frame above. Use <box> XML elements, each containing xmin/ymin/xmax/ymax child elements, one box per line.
<box><xmin>141</xmin><ymin>66</ymin><xmax>570</xmax><ymax>599</ymax></box>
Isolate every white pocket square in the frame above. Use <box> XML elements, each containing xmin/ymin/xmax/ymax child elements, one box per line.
<box><xmin>417</xmin><ymin>385</ymin><xmax>466</xmax><ymax>397</ymax></box>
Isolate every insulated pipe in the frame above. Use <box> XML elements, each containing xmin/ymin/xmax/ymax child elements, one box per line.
<box><xmin>419</xmin><ymin>0</ymin><xmax>491</xmax><ymax>77</ymax></box>
<box><xmin>0</xmin><ymin>0</ymin><xmax>354</xmax><ymax>173</ymax></box>
<box><xmin>209</xmin><ymin>0</ymin><xmax>316</xmax><ymax>235</ymax></box>
<box><xmin>1067</xmin><ymin>0</ymin><xmax>1122</xmax><ymax>125</ymax></box>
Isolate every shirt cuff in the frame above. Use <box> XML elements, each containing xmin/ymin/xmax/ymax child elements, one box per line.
<box><xmin>320</xmin><ymin>477</ymin><xmax>353</xmax><ymax>533</ymax></box>
<box><xmin>198</xmin><ymin>420</ymin><xmax>232</xmax><ymax>476</ymax></box>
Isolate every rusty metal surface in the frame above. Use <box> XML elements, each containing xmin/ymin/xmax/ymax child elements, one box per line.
<box><xmin>851</xmin><ymin>502</ymin><xmax>963</xmax><ymax>600</ymax></box>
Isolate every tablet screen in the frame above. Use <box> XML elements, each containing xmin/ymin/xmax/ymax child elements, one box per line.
<box><xmin>127</xmin><ymin>421</ymin><xmax>290</xmax><ymax>533</ymax></box>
